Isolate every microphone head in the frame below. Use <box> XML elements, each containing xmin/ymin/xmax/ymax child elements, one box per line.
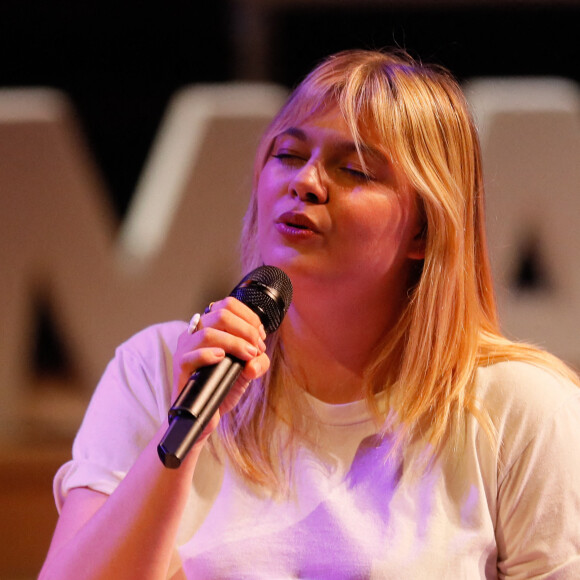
<box><xmin>230</xmin><ymin>265</ymin><xmax>293</xmax><ymax>334</ymax></box>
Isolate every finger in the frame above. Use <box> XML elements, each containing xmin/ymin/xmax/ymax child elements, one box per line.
<box><xmin>173</xmin><ymin>321</ymin><xmax>265</xmax><ymax>400</ymax></box>
<box><xmin>187</xmin><ymin>327</ymin><xmax>263</xmax><ymax>363</ymax></box>
<box><xmin>175</xmin><ymin>334</ymin><xmax>269</xmax><ymax>391</ymax></box>
<box><xmin>239</xmin><ymin>352</ymin><xmax>270</xmax><ymax>383</ymax></box>
<box><xmin>173</xmin><ymin>347</ymin><xmax>226</xmax><ymax>397</ymax></box>
<box><xmin>177</xmin><ymin>312</ymin><xmax>264</xmax><ymax>365</ymax></box>
<box><xmin>216</xmin><ymin>362</ymin><xmax>264</xmax><ymax>418</ymax></box>
<box><xmin>179</xmin><ymin>346</ymin><xmax>227</xmax><ymax>368</ymax></box>
<box><xmin>200</xmin><ymin>297</ymin><xmax>267</xmax><ymax>342</ymax></box>
<box><xmin>211</xmin><ymin>296</ymin><xmax>264</xmax><ymax>327</ymax></box>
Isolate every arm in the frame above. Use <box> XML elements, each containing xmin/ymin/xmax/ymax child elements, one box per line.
<box><xmin>40</xmin><ymin>424</ymin><xmax>202</xmax><ymax>580</ymax></box>
<box><xmin>495</xmin><ymin>389</ymin><xmax>580</xmax><ymax>578</ymax></box>
<box><xmin>39</xmin><ymin>298</ymin><xmax>269</xmax><ymax>580</ymax></box>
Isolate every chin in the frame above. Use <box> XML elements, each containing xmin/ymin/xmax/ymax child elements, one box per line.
<box><xmin>259</xmin><ymin>246</ymin><xmax>297</xmax><ymax>272</ymax></box>
<box><xmin>259</xmin><ymin>243</ymin><xmax>330</xmax><ymax>284</ymax></box>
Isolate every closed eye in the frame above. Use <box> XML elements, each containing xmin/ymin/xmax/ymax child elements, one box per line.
<box><xmin>342</xmin><ymin>166</ymin><xmax>374</xmax><ymax>181</ymax></box>
<box><xmin>272</xmin><ymin>153</ymin><xmax>299</xmax><ymax>160</ymax></box>
<box><xmin>272</xmin><ymin>152</ymin><xmax>306</xmax><ymax>167</ymax></box>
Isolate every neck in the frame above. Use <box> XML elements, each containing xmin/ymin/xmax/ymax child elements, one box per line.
<box><xmin>279</xmin><ymin>279</ymin><xmax>406</xmax><ymax>404</ymax></box>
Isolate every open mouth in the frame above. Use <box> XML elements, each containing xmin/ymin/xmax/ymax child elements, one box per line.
<box><xmin>277</xmin><ymin>212</ymin><xmax>318</xmax><ymax>233</ymax></box>
<box><xmin>286</xmin><ymin>222</ymin><xmax>309</xmax><ymax>230</ymax></box>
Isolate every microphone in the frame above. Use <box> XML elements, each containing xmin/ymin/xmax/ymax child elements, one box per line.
<box><xmin>157</xmin><ymin>265</ymin><xmax>293</xmax><ymax>468</ymax></box>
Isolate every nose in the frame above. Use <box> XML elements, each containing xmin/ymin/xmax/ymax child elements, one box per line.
<box><xmin>289</xmin><ymin>161</ymin><xmax>328</xmax><ymax>204</ymax></box>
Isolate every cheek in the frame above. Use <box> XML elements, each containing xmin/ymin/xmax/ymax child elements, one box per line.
<box><xmin>255</xmin><ymin>177</ymin><xmax>279</xmax><ymax>257</ymax></box>
<box><xmin>256</xmin><ymin>168</ymin><xmax>278</xmax><ymax>213</ymax></box>
<box><xmin>340</xmin><ymin>199</ymin><xmax>415</xmax><ymax>261</ymax></box>
<box><xmin>255</xmin><ymin>187</ymin><xmax>273</xmax><ymax>238</ymax></box>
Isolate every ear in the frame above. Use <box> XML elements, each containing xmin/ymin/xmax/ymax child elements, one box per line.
<box><xmin>407</xmin><ymin>196</ymin><xmax>426</xmax><ymax>261</ymax></box>
<box><xmin>407</xmin><ymin>228</ymin><xmax>426</xmax><ymax>261</ymax></box>
<box><xmin>406</xmin><ymin>215</ymin><xmax>426</xmax><ymax>261</ymax></box>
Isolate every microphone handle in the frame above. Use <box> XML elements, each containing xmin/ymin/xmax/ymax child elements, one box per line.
<box><xmin>157</xmin><ymin>355</ymin><xmax>243</xmax><ymax>468</ymax></box>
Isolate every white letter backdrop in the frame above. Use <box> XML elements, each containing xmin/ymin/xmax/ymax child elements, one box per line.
<box><xmin>0</xmin><ymin>84</ymin><xmax>287</xmax><ymax>437</ymax></box>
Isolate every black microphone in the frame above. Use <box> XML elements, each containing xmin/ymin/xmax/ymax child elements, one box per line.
<box><xmin>157</xmin><ymin>265</ymin><xmax>293</xmax><ymax>468</ymax></box>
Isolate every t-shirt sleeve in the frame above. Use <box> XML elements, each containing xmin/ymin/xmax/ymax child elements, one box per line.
<box><xmin>493</xmin><ymin>365</ymin><xmax>580</xmax><ymax>578</ymax></box>
<box><xmin>53</xmin><ymin>321</ymin><xmax>186</xmax><ymax>511</ymax></box>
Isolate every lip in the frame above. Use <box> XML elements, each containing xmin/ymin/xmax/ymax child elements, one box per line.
<box><xmin>275</xmin><ymin>211</ymin><xmax>321</xmax><ymax>234</ymax></box>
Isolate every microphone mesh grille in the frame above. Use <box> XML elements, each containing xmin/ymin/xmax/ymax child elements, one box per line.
<box><xmin>230</xmin><ymin>266</ymin><xmax>293</xmax><ymax>334</ymax></box>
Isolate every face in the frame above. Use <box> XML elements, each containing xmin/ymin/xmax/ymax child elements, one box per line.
<box><xmin>256</xmin><ymin>107</ymin><xmax>424</xmax><ymax>302</ymax></box>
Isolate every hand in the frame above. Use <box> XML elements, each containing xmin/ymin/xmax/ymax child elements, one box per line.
<box><xmin>172</xmin><ymin>297</ymin><xmax>269</xmax><ymax>443</ymax></box>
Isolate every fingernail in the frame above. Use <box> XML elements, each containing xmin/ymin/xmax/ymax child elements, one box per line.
<box><xmin>245</xmin><ymin>344</ymin><xmax>258</xmax><ymax>357</ymax></box>
<box><xmin>258</xmin><ymin>338</ymin><xmax>267</xmax><ymax>352</ymax></box>
<box><xmin>259</xmin><ymin>325</ymin><xmax>267</xmax><ymax>340</ymax></box>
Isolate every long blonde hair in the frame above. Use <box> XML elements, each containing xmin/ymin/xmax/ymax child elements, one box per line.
<box><xmin>218</xmin><ymin>49</ymin><xmax>579</xmax><ymax>488</ymax></box>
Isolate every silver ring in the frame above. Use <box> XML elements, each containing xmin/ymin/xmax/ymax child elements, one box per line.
<box><xmin>187</xmin><ymin>312</ymin><xmax>201</xmax><ymax>334</ymax></box>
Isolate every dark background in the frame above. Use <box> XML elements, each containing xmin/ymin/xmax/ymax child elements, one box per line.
<box><xmin>2</xmin><ymin>1</ymin><xmax>579</xmax><ymax>374</ymax></box>
<box><xmin>1</xmin><ymin>0</ymin><xmax>579</xmax><ymax>217</ymax></box>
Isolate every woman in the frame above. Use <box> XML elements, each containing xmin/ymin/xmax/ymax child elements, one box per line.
<box><xmin>40</xmin><ymin>49</ymin><xmax>580</xmax><ymax>579</ymax></box>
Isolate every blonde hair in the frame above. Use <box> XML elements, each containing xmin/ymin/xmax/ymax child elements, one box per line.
<box><xmin>218</xmin><ymin>49</ymin><xmax>579</xmax><ymax>488</ymax></box>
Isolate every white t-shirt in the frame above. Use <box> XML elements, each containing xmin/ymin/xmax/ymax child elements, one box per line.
<box><xmin>54</xmin><ymin>321</ymin><xmax>580</xmax><ymax>578</ymax></box>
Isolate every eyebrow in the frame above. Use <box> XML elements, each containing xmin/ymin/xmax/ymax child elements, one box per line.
<box><xmin>277</xmin><ymin>127</ymin><xmax>307</xmax><ymax>141</ymax></box>
<box><xmin>275</xmin><ymin>126</ymin><xmax>388</xmax><ymax>163</ymax></box>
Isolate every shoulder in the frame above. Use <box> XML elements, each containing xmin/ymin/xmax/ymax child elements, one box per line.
<box><xmin>104</xmin><ymin>320</ymin><xmax>188</xmax><ymax>382</ymax></box>
<box><xmin>86</xmin><ymin>320</ymin><xmax>188</xmax><ymax>422</ymax></box>
<box><xmin>110</xmin><ymin>319</ymin><xmax>188</xmax><ymax>401</ymax></box>
<box><xmin>116</xmin><ymin>320</ymin><xmax>188</xmax><ymax>362</ymax></box>
<box><xmin>474</xmin><ymin>362</ymin><xmax>580</xmax><ymax>574</ymax></box>
<box><xmin>475</xmin><ymin>359</ymin><xmax>580</xmax><ymax>471</ymax></box>
<box><xmin>477</xmin><ymin>359</ymin><xmax>579</xmax><ymax>418</ymax></box>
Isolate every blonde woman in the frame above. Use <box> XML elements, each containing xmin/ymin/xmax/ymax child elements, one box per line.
<box><xmin>40</xmin><ymin>49</ymin><xmax>580</xmax><ymax>579</ymax></box>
